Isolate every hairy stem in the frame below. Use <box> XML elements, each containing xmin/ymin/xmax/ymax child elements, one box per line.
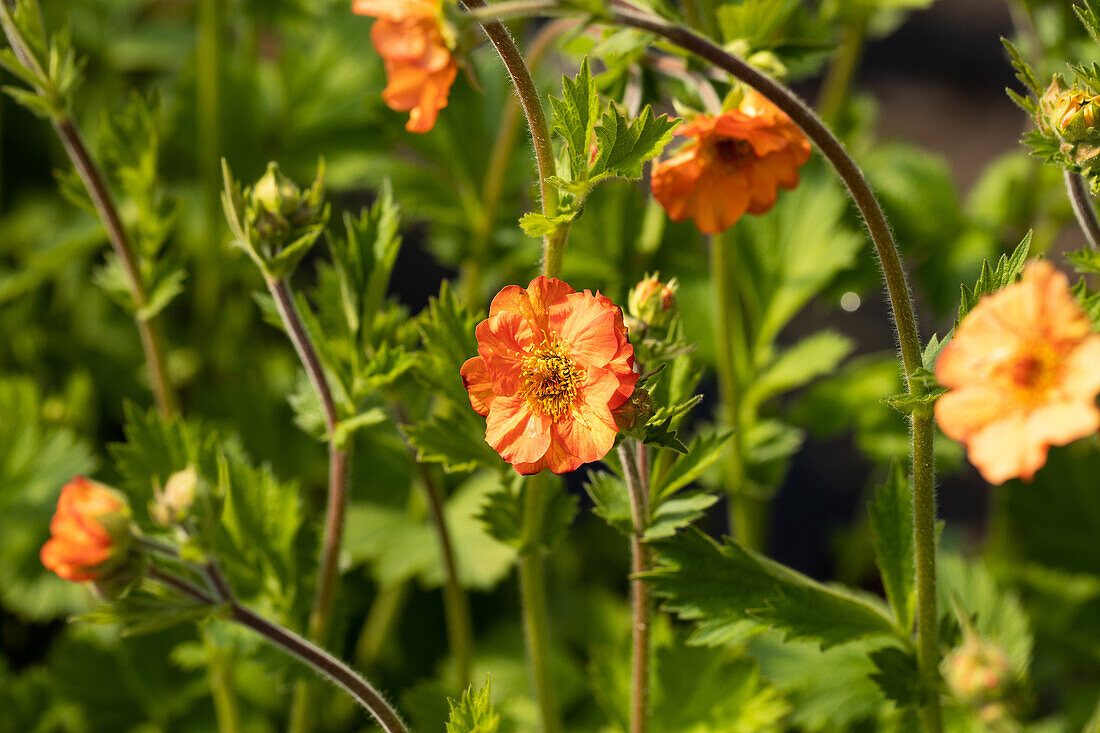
<box><xmin>1065</xmin><ymin>171</ymin><xmax>1100</xmax><ymax>251</ymax></box>
<box><xmin>149</xmin><ymin>565</ymin><xmax>408</xmax><ymax>732</ymax></box>
<box><xmin>267</xmin><ymin>278</ymin><xmax>351</xmax><ymax>733</ymax></box>
<box><xmin>618</xmin><ymin>441</ymin><xmax>651</xmax><ymax>733</ymax></box>
<box><xmin>458</xmin><ymin>0</ymin><xmax>568</xmax><ymax>276</ymax></box>
<box><xmin>519</xmin><ymin>477</ymin><xmax>563</xmax><ymax>733</ymax></box>
<box><xmin>600</xmin><ymin>5</ymin><xmax>939</xmax><ymax>727</ymax></box>
<box><xmin>0</xmin><ymin>9</ymin><xmax>177</xmax><ymax>416</ymax></box>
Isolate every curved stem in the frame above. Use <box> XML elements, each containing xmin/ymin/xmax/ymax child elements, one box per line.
<box><xmin>267</xmin><ymin>277</ymin><xmax>351</xmax><ymax>732</ymax></box>
<box><xmin>0</xmin><ymin>10</ymin><xmax>177</xmax><ymax>417</ymax></box>
<box><xmin>519</xmin><ymin>477</ymin><xmax>563</xmax><ymax>733</ymax></box>
<box><xmin>1065</xmin><ymin>171</ymin><xmax>1100</xmax><ymax>251</ymax></box>
<box><xmin>457</xmin><ymin>0</ymin><xmax>567</xmax><ymax>276</ymax></box>
<box><xmin>618</xmin><ymin>441</ymin><xmax>651</xmax><ymax>733</ymax></box>
<box><xmin>598</xmin><ymin>5</ymin><xmax>938</xmax><ymax>728</ymax></box>
<box><xmin>149</xmin><ymin>565</ymin><xmax>408</xmax><ymax>732</ymax></box>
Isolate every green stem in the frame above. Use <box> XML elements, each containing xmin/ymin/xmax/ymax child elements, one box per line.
<box><xmin>816</xmin><ymin>12</ymin><xmax>868</xmax><ymax>128</ymax></box>
<box><xmin>618</xmin><ymin>441</ymin><xmax>651</xmax><ymax>733</ymax></box>
<box><xmin>0</xmin><ymin>8</ymin><xmax>177</xmax><ymax>417</ymax></box>
<box><xmin>195</xmin><ymin>0</ymin><xmax>223</xmax><ymax>324</ymax></box>
<box><xmin>207</xmin><ymin>638</ymin><xmax>242</xmax><ymax>733</ymax></box>
<box><xmin>518</xmin><ymin>477</ymin><xmax>563</xmax><ymax>733</ymax></box>
<box><xmin>457</xmin><ymin>0</ymin><xmax>567</xmax><ymax>277</ymax></box>
<box><xmin>355</xmin><ymin>581</ymin><xmax>410</xmax><ymax>669</ymax></box>
<box><xmin>912</xmin><ymin>413</ymin><xmax>941</xmax><ymax>733</ymax></box>
<box><xmin>710</xmin><ymin>234</ymin><xmax>763</xmax><ymax>550</ymax></box>
<box><xmin>1065</xmin><ymin>171</ymin><xmax>1100</xmax><ymax>251</ymax></box>
<box><xmin>267</xmin><ymin>278</ymin><xmax>351</xmax><ymax>733</ymax></box>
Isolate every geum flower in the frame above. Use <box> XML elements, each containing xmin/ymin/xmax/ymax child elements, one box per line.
<box><xmin>935</xmin><ymin>260</ymin><xmax>1100</xmax><ymax>484</ymax></box>
<box><xmin>651</xmin><ymin>90</ymin><xmax>811</xmax><ymax>234</ymax></box>
<box><xmin>41</xmin><ymin>476</ymin><xmax>134</xmax><ymax>582</ymax></box>
<box><xmin>461</xmin><ymin>277</ymin><xmax>639</xmax><ymax>475</ymax></box>
<box><xmin>352</xmin><ymin>0</ymin><xmax>457</xmax><ymax>133</ymax></box>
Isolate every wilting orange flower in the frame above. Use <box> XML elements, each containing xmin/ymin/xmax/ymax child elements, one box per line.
<box><xmin>935</xmin><ymin>261</ymin><xmax>1100</xmax><ymax>484</ymax></box>
<box><xmin>353</xmin><ymin>0</ymin><xmax>457</xmax><ymax>133</ymax></box>
<box><xmin>461</xmin><ymin>277</ymin><xmax>639</xmax><ymax>475</ymax></box>
<box><xmin>651</xmin><ymin>90</ymin><xmax>811</xmax><ymax>234</ymax></box>
<box><xmin>41</xmin><ymin>477</ymin><xmax>133</xmax><ymax>582</ymax></box>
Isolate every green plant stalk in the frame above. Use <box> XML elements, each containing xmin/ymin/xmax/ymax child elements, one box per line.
<box><xmin>458</xmin><ymin>0</ymin><xmax>568</xmax><ymax>276</ymax></box>
<box><xmin>1065</xmin><ymin>171</ymin><xmax>1100</xmax><ymax>251</ymax></box>
<box><xmin>462</xmin><ymin>18</ymin><xmax>577</xmax><ymax>303</ymax></box>
<box><xmin>355</xmin><ymin>581</ymin><xmax>410</xmax><ymax>669</ymax></box>
<box><xmin>710</xmin><ymin>234</ymin><xmax>764</xmax><ymax>551</ymax></box>
<box><xmin>816</xmin><ymin>11</ymin><xmax>868</xmax><ymax>128</ymax></box>
<box><xmin>419</xmin><ymin>462</ymin><xmax>473</xmax><ymax>689</ymax></box>
<box><xmin>618</xmin><ymin>440</ymin><xmax>651</xmax><ymax>733</ymax></box>
<box><xmin>147</xmin><ymin>565</ymin><xmax>409</xmax><ymax>733</ymax></box>
<box><xmin>518</xmin><ymin>476</ymin><xmax>563</xmax><ymax>733</ymax></box>
<box><xmin>195</xmin><ymin>0</ymin><xmax>223</xmax><ymax>323</ymax></box>
<box><xmin>267</xmin><ymin>277</ymin><xmax>351</xmax><ymax>733</ymax></box>
<box><xmin>206</xmin><ymin>637</ymin><xmax>242</xmax><ymax>733</ymax></box>
<box><xmin>0</xmin><ymin>7</ymin><xmax>177</xmax><ymax>417</ymax></box>
<box><xmin>597</xmin><ymin>6</ymin><xmax>940</xmax><ymax>728</ymax></box>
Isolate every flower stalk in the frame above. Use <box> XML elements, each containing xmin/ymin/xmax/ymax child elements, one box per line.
<box><xmin>267</xmin><ymin>277</ymin><xmax>352</xmax><ymax>733</ymax></box>
<box><xmin>458</xmin><ymin>0</ymin><xmax>568</xmax><ymax>276</ymax></box>
<box><xmin>146</xmin><ymin>563</ymin><xmax>409</xmax><ymax>733</ymax></box>
<box><xmin>0</xmin><ymin>6</ymin><xmax>177</xmax><ymax>417</ymax></box>
<box><xmin>1065</xmin><ymin>170</ymin><xmax>1100</xmax><ymax>251</ymax></box>
<box><xmin>618</xmin><ymin>440</ymin><xmax>651</xmax><ymax>733</ymax></box>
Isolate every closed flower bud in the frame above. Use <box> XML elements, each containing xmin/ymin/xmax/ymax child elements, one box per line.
<box><xmin>613</xmin><ymin>388</ymin><xmax>655</xmax><ymax>436</ymax></box>
<box><xmin>943</xmin><ymin>635</ymin><xmax>1014</xmax><ymax>707</ymax></box>
<box><xmin>41</xmin><ymin>477</ymin><xmax>135</xmax><ymax>583</ymax></box>
<box><xmin>252</xmin><ymin>162</ymin><xmax>302</xmax><ymax>217</ymax></box>
<box><xmin>1037</xmin><ymin>76</ymin><xmax>1100</xmax><ymax>180</ymax></box>
<box><xmin>151</xmin><ymin>465</ymin><xmax>198</xmax><ymax>528</ymax></box>
<box><xmin>628</xmin><ymin>274</ymin><xmax>678</xmax><ymax>329</ymax></box>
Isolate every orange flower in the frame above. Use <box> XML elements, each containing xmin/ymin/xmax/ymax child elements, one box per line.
<box><xmin>935</xmin><ymin>261</ymin><xmax>1100</xmax><ymax>484</ymax></box>
<box><xmin>651</xmin><ymin>90</ymin><xmax>811</xmax><ymax>234</ymax></box>
<box><xmin>41</xmin><ymin>477</ymin><xmax>133</xmax><ymax>582</ymax></box>
<box><xmin>353</xmin><ymin>0</ymin><xmax>457</xmax><ymax>133</ymax></box>
<box><xmin>461</xmin><ymin>276</ymin><xmax>639</xmax><ymax>475</ymax></box>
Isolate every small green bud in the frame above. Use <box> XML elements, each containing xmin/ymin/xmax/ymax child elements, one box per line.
<box><xmin>942</xmin><ymin>634</ymin><xmax>1014</xmax><ymax>707</ymax></box>
<box><xmin>151</xmin><ymin>465</ymin><xmax>198</xmax><ymax>528</ymax></box>
<box><xmin>252</xmin><ymin>162</ymin><xmax>302</xmax><ymax>217</ymax></box>
<box><xmin>628</xmin><ymin>274</ymin><xmax>679</xmax><ymax>330</ymax></box>
<box><xmin>613</xmin><ymin>388</ymin><xmax>655</xmax><ymax>437</ymax></box>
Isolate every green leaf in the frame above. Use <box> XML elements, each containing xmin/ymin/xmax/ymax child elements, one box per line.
<box><xmin>880</xmin><ymin>389</ymin><xmax>944</xmax><ymax>417</ymax></box>
<box><xmin>76</xmin><ymin>583</ymin><xmax>216</xmax><ymax>637</ymax></box>
<box><xmin>549</xmin><ymin>56</ymin><xmax>600</xmax><ymax>179</ymax></box>
<box><xmin>745</xmin><ymin>331</ymin><xmax>854</xmax><ymax>413</ymax></box>
<box><xmin>415</xmin><ymin>281</ymin><xmax>481</xmax><ymax>405</ymax></box>
<box><xmin>136</xmin><ymin>267</ymin><xmax>186</xmax><ymax>321</ymax></box>
<box><xmin>478</xmin><ymin>476</ymin><xmax>576</xmax><ymax>552</ymax></box>
<box><xmin>716</xmin><ymin>0</ymin><xmax>801</xmax><ymax>46</ymax></box>
<box><xmin>957</xmin><ymin>230</ymin><xmax>1031</xmax><ymax>322</ymax></box>
<box><xmin>644</xmin><ymin>492</ymin><xmax>720</xmax><ymax>540</ymax></box>
<box><xmin>642</xmin><ymin>416</ymin><xmax>689</xmax><ymax>454</ymax></box>
<box><xmin>651</xmin><ymin>430</ymin><xmax>733</xmax><ymax>503</ymax></box>
<box><xmin>868</xmin><ymin>646</ymin><xmax>921</xmax><ymax>709</ymax></box>
<box><xmin>647</xmin><ymin>528</ymin><xmax>900</xmax><ymax>649</ymax></box>
<box><xmin>921</xmin><ymin>332</ymin><xmax>950</xmax><ymax>371</ymax></box>
<box><xmin>1067</xmin><ymin>246</ymin><xmax>1100</xmax><ymax>275</ymax></box>
<box><xmin>591</xmin><ymin>104</ymin><xmax>678</xmax><ymax>182</ymax></box>
<box><xmin>2</xmin><ymin>84</ymin><xmax>57</xmax><ymax>118</ymax></box>
<box><xmin>1002</xmin><ymin>37</ymin><xmax>1042</xmax><ymax>100</ymax></box>
<box><xmin>519</xmin><ymin>210</ymin><xmax>576</xmax><ymax>239</ymax></box>
<box><xmin>403</xmin><ymin>412</ymin><xmax>500</xmax><ymax>473</ymax></box>
<box><xmin>869</xmin><ymin>464</ymin><xmax>915</xmax><ymax>631</ymax></box>
<box><xmin>445</xmin><ymin>678</ymin><xmax>500</xmax><ymax>733</ymax></box>
<box><xmin>584</xmin><ymin>470</ymin><xmax>633</xmax><ymax>535</ymax></box>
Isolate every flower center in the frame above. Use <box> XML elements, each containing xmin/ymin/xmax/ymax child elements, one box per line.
<box><xmin>520</xmin><ymin>341</ymin><xmax>585</xmax><ymax>420</ymax></box>
<box><xmin>997</xmin><ymin>344</ymin><xmax>1060</xmax><ymax>400</ymax></box>
<box><xmin>711</xmin><ymin>137</ymin><xmax>754</xmax><ymax>170</ymax></box>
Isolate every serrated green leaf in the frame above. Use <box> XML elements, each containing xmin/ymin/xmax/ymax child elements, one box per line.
<box><xmin>921</xmin><ymin>332</ymin><xmax>951</xmax><ymax>371</ymax></box>
<box><xmin>264</xmin><ymin>223</ymin><xmax>324</xmax><ymax>279</ymax></box>
<box><xmin>549</xmin><ymin>56</ymin><xmax>600</xmax><ymax>178</ymax></box>
<box><xmin>584</xmin><ymin>470</ymin><xmax>633</xmax><ymax>535</ymax></box>
<box><xmin>76</xmin><ymin>584</ymin><xmax>216</xmax><ymax>637</ymax></box>
<box><xmin>644</xmin><ymin>492</ymin><xmax>719</xmax><ymax>540</ymax></box>
<box><xmin>477</xmin><ymin>476</ymin><xmax>576</xmax><ymax>552</ymax></box>
<box><xmin>416</xmin><ymin>281</ymin><xmax>481</xmax><ymax>405</ymax></box>
<box><xmin>642</xmin><ymin>416</ymin><xmax>689</xmax><ymax>454</ymax></box>
<box><xmin>868</xmin><ymin>646</ymin><xmax>921</xmax><ymax>708</ymax></box>
<box><xmin>1068</xmin><ymin>246</ymin><xmax>1100</xmax><ymax>275</ymax></box>
<box><xmin>647</xmin><ymin>528</ymin><xmax>901</xmax><ymax>649</ymax></box>
<box><xmin>1002</xmin><ymin>38</ymin><xmax>1042</xmax><ymax>97</ymax></box>
<box><xmin>869</xmin><ymin>464</ymin><xmax>915</xmax><ymax>631</ymax></box>
<box><xmin>957</xmin><ymin>230</ymin><xmax>1032</xmax><ymax>322</ymax></box>
<box><xmin>519</xmin><ymin>210</ymin><xmax>576</xmax><ymax>239</ymax></box>
<box><xmin>2</xmin><ymin>85</ymin><xmax>56</xmax><ymax>118</ymax></box>
<box><xmin>403</xmin><ymin>412</ymin><xmax>499</xmax><ymax>473</ymax></box>
<box><xmin>881</xmin><ymin>389</ymin><xmax>944</xmax><ymax>417</ymax></box>
<box><xmin>445</xmin><ymin>678</ymin><xmax>500</xmax><ymax>733</ymax></box>
<box><xmin>591</xmin><ymin>104</ymin><xmax>677</xmax><ymax>182</ymax></box>
<box><xmin>136</xmin><ymin>267</ymin><xmax>186</xmax><ymax>321</ymax></box>
<box><xmin>652</xmin><ymin>430</ymin><xmax>733</xmax><ymax>503</ymax></box>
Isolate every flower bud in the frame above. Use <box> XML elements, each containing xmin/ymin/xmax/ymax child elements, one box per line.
<box><xmin>252</xmin><ymin>162</ymin><xmax>302</xmax><ymax>217</ymax></box>
<box><xmin>151</xmin><ymin>465</ymin><xmax>198</xmax><ymax>528</ymax></box>
<box><xmin>41</xmin><ymin>477</ymin><xmax>135</xmax><ymax>583</ymax></box>
<box><xmin>943</xmin><ymin>635</ymin><xmax>1014</xmax><ymax>707</ymax></box>
<box><xmin>1037</xmin><ymin>76</ymin><xmax>1100</xmax><ymax>178</ymax></box>
<box><xmin>628</xmin><ymin>274</ymin><xmax>678</xmax><ymax>329</ymax></box>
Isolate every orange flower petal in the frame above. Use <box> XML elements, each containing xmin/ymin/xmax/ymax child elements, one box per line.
<box><xmin>485</xmin><ymin>395</ymin><xmax>553</xmax><ymax>465</ymax></box>
<box><xmin>460</xmin><ymin>356</ymin><xmax>495</xmax><ymax>416</ymax></box>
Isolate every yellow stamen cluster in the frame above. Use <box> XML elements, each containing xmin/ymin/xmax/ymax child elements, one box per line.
<box><xmin>997</xmin><ymin>343</ymin><xmax>1059</xmax><ymax>404</ymax></box>
<box><xmin>520</xmin><ymin>341</ymin><xmax>584</xmax><ymax>420</ymax></box>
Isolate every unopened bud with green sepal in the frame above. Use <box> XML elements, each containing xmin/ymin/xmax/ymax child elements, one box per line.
<box><xmin>628</xmin><ymin>273</ymin><xmax>678</xmax><ymax>331</ymax></box>
<box><xmin>221</xmin><ymin>159</ymin><xmax>329</xmax><ymax>279</ymax></box>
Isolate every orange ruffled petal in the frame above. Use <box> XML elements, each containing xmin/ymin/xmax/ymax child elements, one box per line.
<box><xmin>464</xmin><ymin>276</ymin><xmax>637</xmax><ymax>475</ymax></box>
<box><xmin>651</xmin><ymin>91</ymin><xmax>811</xmax><ymax>235</ymax></box>
<box><xmin>40</xmin><ymin>477</ymin><xmax>128</xmax><ymax>582</ymax></box>
<box><xmin>934</xmin><ymin>260</ymin><xmax>1100</xmax><ymax>484</ymax></box>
